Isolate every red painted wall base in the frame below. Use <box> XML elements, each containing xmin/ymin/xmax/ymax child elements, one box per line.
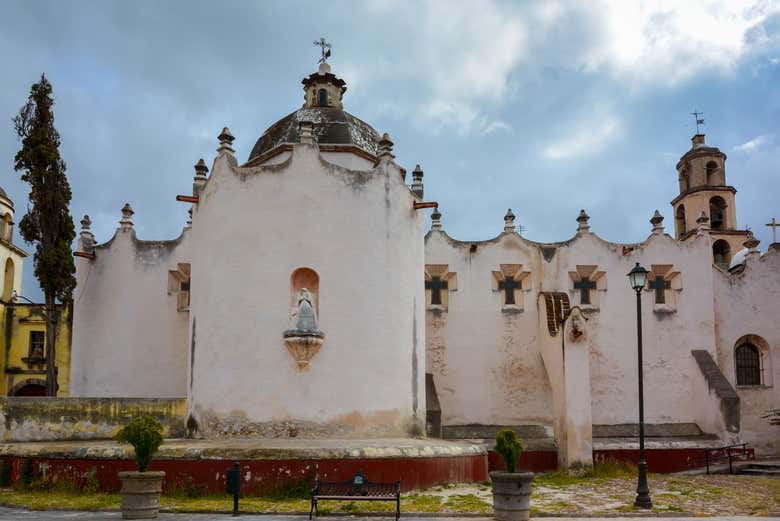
<box><xmin>2</xmin><ymin>454</ymin><xmax>488</xmax><ymax>495</ymax></box>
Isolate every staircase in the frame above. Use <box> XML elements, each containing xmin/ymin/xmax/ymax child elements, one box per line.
<box><xmin>739</xmin><ymin>460</ymin><xmax>780</xmax><ymax>477</ymax></box>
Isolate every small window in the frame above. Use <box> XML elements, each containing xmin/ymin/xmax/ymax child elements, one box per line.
<box><xmin>29</xmin><ymin>331</ymin><xmax>44</xmax><ymax>359</ymax></box>
<box><xmin>318</xmin><ymin>89</ymin><xmax>327</xmax><ymax>107</ymax></box>
<box><xmin>713</xmin><ymin>239</ymin><xmax>730</xmax><ymax>269</ymax></box>
<box><xmin>735</xmin><ymin>343</ymin><xmax>761</xmax><ymax>386</ymax></box>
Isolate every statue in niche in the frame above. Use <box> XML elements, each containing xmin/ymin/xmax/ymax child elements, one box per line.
<box><xmin>283</xmin><ymin>288</ymin><xmax>325</xmax><ymax>371</ymax></box>
<box><xmin>287</xmin><ymin>288</ymin><xmax>320</xmax><ymax>333</ymax></box>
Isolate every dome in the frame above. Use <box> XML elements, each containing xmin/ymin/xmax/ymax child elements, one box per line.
<box><xmin>247</xmin><ymin>106</ymin><xmax>379</xmax><ymax>164</ymax></box>
<box><xmin>0</xmin><ymin>186</ymin><xmax>6</xmax><ymax>199</ymax></box>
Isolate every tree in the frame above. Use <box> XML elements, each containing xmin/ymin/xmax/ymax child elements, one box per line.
<box><xmin>12</xmin><ymin>74</ymin><xmax>76</xmax><ymax>396</ymax></box>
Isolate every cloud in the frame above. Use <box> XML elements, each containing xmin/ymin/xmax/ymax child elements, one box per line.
<box><xmin>542</xmin><ymin>114</ymin><xmax>620</xmax><ymax>160</ymax></box>
<box><xmin>360</xmin><ymin>0</ymin><xmax>526</xmax><ymax>134</ymax></box>
<box><xmin>734</xmin><ymin>134</ymin><xmax>774</xmax><ymax>152</ymax></box>
<box><xmin>579</xmin><ymin>1</ymin><xmax>780</xmax><ymax>87</ymax></box>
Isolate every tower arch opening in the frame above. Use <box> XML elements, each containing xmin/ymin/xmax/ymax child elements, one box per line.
<box><xmin>713</xmin><ymin>239</ymin><xmax>730</xmax><ymax>269</ymax></box>
<box><xmin>2</xmin><ymin>258</ymin><xmax>14</xmax><ymax>301</ymax></box>
<box><xmin>317</xmin><ymin>88</ymin><xmax>328</xmax><ymax>107</ymax></box>
<box><xmin>709</xmin><ymin>196</ymin><xmax>727</xmax><ymax>229</ymax></box>
<box><xmin>675</xmin><ymin>205</ymin><xmax>686</xmax><ymax>237</ymax></box>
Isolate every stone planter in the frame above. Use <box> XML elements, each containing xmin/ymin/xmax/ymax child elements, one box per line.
<box><xmin>118</xmin><ymin>471</ymin><xmax>165</xmax><ymax>519</ymax></box>
<box><xmin>490</xmin><ymin>470</ymin><xmax>534</xmax><ymax>521</ymax></box>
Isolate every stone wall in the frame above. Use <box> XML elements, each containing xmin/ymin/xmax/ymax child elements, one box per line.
<box><xmin>0</xmin><ymin>397</ymin><xmax>186</xmax><ymax>441</ymax></box>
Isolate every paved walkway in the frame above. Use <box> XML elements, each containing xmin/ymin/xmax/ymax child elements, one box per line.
<box><xmin>0</xmin><ymin>510</ymin><xmax>776</xmax><ymax>521</ymax></box>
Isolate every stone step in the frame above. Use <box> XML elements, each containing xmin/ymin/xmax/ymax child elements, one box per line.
<box><xmin>442</xmin><ymin>424</ymin><xmax>551</xmax><ymax>440</ymax></box>
<box><xmin>593</xmin><ymin>422</ymin><xmax>707</xmax><ymax>438</ymax></box>
<box><xmin>746</xmin><ymin>462</ymin><xmax>780</xmax><ymax>470</ymax></box>
<box><xmin>740</xmin><ymin>467</ymin><xmax>780</xmax><ymax>476</ymax></box>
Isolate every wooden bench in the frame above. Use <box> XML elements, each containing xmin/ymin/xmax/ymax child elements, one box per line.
<box><xmin>310</xmin><ymin>470</ymin><xmax>401</xmax><ymax>520</ymax></box>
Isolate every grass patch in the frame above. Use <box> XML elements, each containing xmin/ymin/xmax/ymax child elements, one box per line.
<box><xmin>535</xmin><ymin>460</ymin><xmax>637</xmax><ymax>488</ymax></box>
<box><xmin>442</xmin><ymin>493</ymin><xmax>491</xmax><ymax>513</ymax></box>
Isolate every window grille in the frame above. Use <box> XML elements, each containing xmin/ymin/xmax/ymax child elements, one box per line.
<box><xmin>29</xmin><ymin>331</ymin><xmax>45</xmax><ymax>358</ymax></box>
<box><xmin>735</xmin><ymin>343</ymin><xmax>761</xmax><ymax>386</ymax></box>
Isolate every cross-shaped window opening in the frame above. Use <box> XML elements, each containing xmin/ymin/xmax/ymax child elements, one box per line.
<box><xmin>425</xmin><ymin>276</ymin><xmax>448</xmax><ymax>306</ymax></box>
<box><xmin>573</xmin><ymin>277</ymin><xmax>597</xmax><ymax>305</ymax></box>
<box><xmin>648</xmin><ymin>275</ymin><xmax>670</xmax><ymax>304</ymax></box>
<box><xmin>498</xmin><ymin>277</ymin><xmax>521</xmax><ymax>305</ymax></box>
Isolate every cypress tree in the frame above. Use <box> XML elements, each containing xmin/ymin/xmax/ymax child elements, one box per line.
<box><xmin>12</xmin><ymin>74</ymin><xmax>76</xmax><ymax>396</ymax></box>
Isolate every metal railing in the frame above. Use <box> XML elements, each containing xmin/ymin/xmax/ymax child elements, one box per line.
<box><xmin>703</xmin><ymin>443</ymin><xmax>752</xmax><ymax>474</ymax></box>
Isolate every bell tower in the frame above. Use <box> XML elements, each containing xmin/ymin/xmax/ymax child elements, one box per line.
<box><xmin>671</xmin><ymin>133</ymin><xmax>749</xmax><ymax>269</ymax></box>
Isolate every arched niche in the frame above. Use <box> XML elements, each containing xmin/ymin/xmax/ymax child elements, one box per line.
<box><xmin>290</xmin><ymin>267</ymin><xmax>320</xmax><ymax>313</ymax></box>
<box><xmin>734</xmin><ymin>334</ymin><xmax>771</xmax><ymax>387</ymax></box>
<box><xmin>2</xmin><ymin>258</ymin><xmax>14</xmax><ymax>301</ymax></box>
<box><xmin>713</xmin><ymin>239</ymin><xmax>731</xmax><ymax>270</ymax></box>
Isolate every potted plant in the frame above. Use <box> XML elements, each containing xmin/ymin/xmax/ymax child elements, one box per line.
<box><xmin>116</xmin><ymin>417</ymin><xmax>165</xmax><ymax>519</ymax></box>
<box><xmin>490</xmin><ymin>429</ymin><xmax>533</xmax><ymax>521</ymax></box>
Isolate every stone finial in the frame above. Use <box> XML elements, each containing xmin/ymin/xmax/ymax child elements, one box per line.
<box><xmin>576</xmin><ymin>209</ymin><xmax>590</xmax><ymax>232</ymax></box>
<box><xmin>79</xmin><ymin>214</ymin><xmax>95</xmax><ymax>248</ymax></box>
<box><xmin>431</xmin><ymin>206</ymin><xmax>442</xmax><ymax>230</ymax></box>
<box><xmin>217</xmin><ymin>127</ymin><xmax>236</xmax><ymax>155</ymax></box>
<box><xmin>696</xmin><ymin>211</ymin><xmax>710</xmax><ymax>236</ymax></box>
<box><xmin>120</xmin><ymin>203</ymin><xmax>134</xmax><ymax>229</ymax></box>
<box><xmin>378</xmin><ymin>132</ymin><xmax>395</xmax><ymax>160</ymax></box>
<box><xmin>650</xmin><ymin>210</ymin><xmax>664</xmax><ymax>234</ymax></box>
<box><xmin>193</xmin><ymin>158</ymin><xmax>209</xmax><ymax>196</ymax></box>
<box><xmin>194</xmin><ymin>158</ymin><xmax>209</xmax><ymax>179</ymax></box>
<box><xmin>744</xmin><ymin>231</ymin><xmax>761</xmax><ymax>258</ymax></box>
<box><xmin>299</xmin><ymin>120</ymin><xmax>315</xmax><ymax>144</ymax></box>
<box><xmin>411</xmin><ymin>164</ymin><xmax>424</xmax><ymax>198</ymax></box>
<box><xmin>504</xmin><ymin>208</ymin><xmax>516</xmax><ymax>232</ymax></box>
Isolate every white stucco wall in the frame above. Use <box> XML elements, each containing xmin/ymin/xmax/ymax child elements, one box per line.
<box><xmin>70</xmin><ymin>226</ymin><xmax>190</xmax><ymax>397</ymax></box>
<box><xmin>424</xmin><ymin>224</ymin><xmax>725</xmax><ymax>437</ymax></box>
<box><xmin>713</xmin><ymin>248</ymin><xmax>780</xmax><ymax>455</ymax></box>
<box><xmin>188</xmin><ymin>144</ymin><xmax>425</xmax><ymax>437</ymax></box>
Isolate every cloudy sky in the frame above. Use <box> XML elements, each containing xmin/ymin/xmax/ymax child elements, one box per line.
<box><xmin>1</xmin><ymin>0</ymin><xmax>779</xmax><ymax>301</ymax></box>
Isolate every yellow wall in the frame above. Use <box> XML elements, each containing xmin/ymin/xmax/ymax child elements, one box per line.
<box><xmin>0</xmin><ymin>301</ymin><xmax>72</xmax><ymax>396</ymax></box>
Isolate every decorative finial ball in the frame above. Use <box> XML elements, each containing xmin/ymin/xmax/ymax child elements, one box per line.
<box><xmin>80</xmin><ymin>214</ymin><xmax>91</xmax><ymax>230</ymax></box>
<box><xmin>121</xmin><ymin>203</ymin><xmax>134</xmax><ymax>217</ymax></box>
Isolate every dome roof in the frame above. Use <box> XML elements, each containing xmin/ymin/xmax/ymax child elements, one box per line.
<box><xmin>0</xmin><ymin>186</ymin><xmax>6</xmax><ymax>199</ymax></box>
<box><xmin>247</xmin><ymin>106</ymin><xmax>380</xmax><ymax>164</ymax></box>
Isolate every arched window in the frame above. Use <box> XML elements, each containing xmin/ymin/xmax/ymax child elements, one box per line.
<box><xmin>713</xmin><ymin>239</ymin><xmax>731</xmax><ymax>269</ymax></box>
<box><xmin>290</xmin><ymin>267</ymin><xmax>320</xmax><ymax>314</ymax></box>
<box><xmin>317</xmin><ymin>89</ymin><xmax>327</xmax><ymax>107</ymax></box>
<box><xmin>2</xmin><ymin>258</ymin><xmax>14</xmax><ymax>301</ymax></box>
<box><xmin>735</xmin><ymin>343</ymin><xmax>761</xmax><ymax>386</ymax></box>
<box><xmin>675</xmin><ymin>205</ymin><xmax>686</xmax><ymax>237</ymax></box>
<box><xmin>706</xmin><ymin>161</ymin><xmax>718</xmax><ymax>185</ymax></box>
<box><xmin>709</xmin><ymin>196</ymin><xmax>727</xmax><ymax>230</ymax></box>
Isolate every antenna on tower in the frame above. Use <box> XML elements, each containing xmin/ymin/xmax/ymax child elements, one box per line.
<box><xmin>313</xmin><ymin>37</ymin><xmax>332</xmax><ymax>64</ymax></box>
<box><xmin>690</xmin><ymin>110</ymin><xmax>705</xmax><ymax>134</ymax></box>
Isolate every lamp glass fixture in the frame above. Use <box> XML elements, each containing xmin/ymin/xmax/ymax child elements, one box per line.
<box><xmin>627</xmin><ymin>262</ymin><xmax>649</xmax><ymax>291</ymax></box>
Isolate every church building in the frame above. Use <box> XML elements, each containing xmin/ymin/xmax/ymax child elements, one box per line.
<box><xmin>69</xmin><ymin>58</ymin><xmax>780</xmax><ymax>465</ymax></box>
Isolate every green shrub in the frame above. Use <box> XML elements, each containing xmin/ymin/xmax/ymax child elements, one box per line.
<box><xmin>115</xmin><ymin>417</ymin><xmax>164</xmax><ymax>472</ymax></box>
<box><xmin>83</xmin><ymin>466</ymin><xmax>100</xmax><ymax>493</ymax></box>
<box><xmin>495</xmin><ymin>429</ymin><xmax>525</xmax><ymax>473</ymax></box>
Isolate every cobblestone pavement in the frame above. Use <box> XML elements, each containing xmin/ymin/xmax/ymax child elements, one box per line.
<box><xmin>0</xmin><ymin>510</ymin><xmax>777</xmax><ymax>521</ymax></box>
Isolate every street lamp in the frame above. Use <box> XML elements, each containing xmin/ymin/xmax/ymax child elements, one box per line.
<box><xmin>10</xmin><ymin>290</ymin><xmax>36</xmax><ymax>305</ymax></box>
<box><xmin>627</xmin><ymin>262</ymin><xmax>652</xmax><ymax>509</ymax></box>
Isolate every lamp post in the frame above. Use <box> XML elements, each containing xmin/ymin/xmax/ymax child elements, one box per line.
<box><xmin>627</xmin><ymin>262</ymin><xmax>652</xmax><ymax>509</ymax></box>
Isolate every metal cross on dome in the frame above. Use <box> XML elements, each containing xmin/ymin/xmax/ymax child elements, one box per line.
<box><xmin>691</xmin><ymin>110</ymin><xmax>705</xmax><ymax>134</ymax></box>
<box><xmin>314</xmin><ymin>37</ymin><xmax>332</xmax><ymax>64</ymax></box>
